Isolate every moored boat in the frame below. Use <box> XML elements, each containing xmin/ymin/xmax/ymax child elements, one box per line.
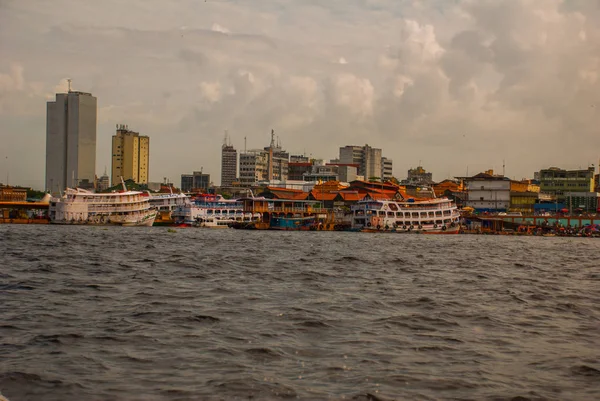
<box><xmin>49</xmin><ymin>188</ymin><xmax>157</xmax><ymax>226</ymax></box>
<box><xmin>351</xmin><ymin>197</ymin><xmax>461</xmax><ymax>234</ymax></box>
<box><xmin>172</xmin><ymin>194</ymin><xmax>260</xmax><ymax>228</ymax></box>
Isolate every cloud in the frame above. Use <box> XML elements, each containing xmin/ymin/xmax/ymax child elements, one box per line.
<box><xmin>1</xmin><ymin>0</ymin><xmax>600</xmax><ymax>188</ymax></box>
<box><xmin>211</xmin><ymin>23</ymin><xmax>230</xmax><ymax>34</ymax></box>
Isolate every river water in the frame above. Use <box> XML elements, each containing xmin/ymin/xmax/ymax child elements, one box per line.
<box><xmin>1</xmin><ymin>225</ymin><xmax>599</xmax><ymax>401</ymax></box>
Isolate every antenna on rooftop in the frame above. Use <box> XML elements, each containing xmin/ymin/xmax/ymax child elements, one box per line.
<box><xmin>244</xmin><ymin>136</ymin><xmax>247</xmax><ymax>153</ymax></box>
<box><xmin>67</xmin><ymin>79</ymin><xmax>72</xmax><ymax>93</ymax></box>
<box><xmin>503</xmin><ymin>159</ymin><xmax>506</xmax><ymax>177</ymax></box>
<box><xmin>223</xmin><ymin>130</ymin><xmax>228</xmax><ymax>146</ymax></box>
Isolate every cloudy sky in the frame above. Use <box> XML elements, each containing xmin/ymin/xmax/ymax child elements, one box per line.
<box><xmin>1</xmin><ymin>0</ymin><xmax>599</xmax><ymax>189</ymax></box>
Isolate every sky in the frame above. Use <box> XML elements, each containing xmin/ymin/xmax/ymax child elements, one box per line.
<box><xmin>1</xmin><ymin>0</ymin><xmax>599</xmax><ymax>189</ymax></box>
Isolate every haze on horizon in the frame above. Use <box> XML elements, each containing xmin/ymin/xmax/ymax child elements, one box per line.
<box><xmin>1</xmin><ymin>0</ymin><xmax>599</xmax><ymax>190</ymax></box>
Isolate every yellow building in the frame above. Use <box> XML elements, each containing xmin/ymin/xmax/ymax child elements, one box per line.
<box><xmin>111</xmin><ymin>124</ymin><xmax>150</xmax><ymax>186</ymax></box>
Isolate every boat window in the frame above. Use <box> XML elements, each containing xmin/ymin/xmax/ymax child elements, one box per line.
<box><xmin>435</xmin><ymin>211</ymin><xmax>442</xmax><ymax>216</ymax></box>
<box><xmin>436</xmin><ymin>220</ymin><xmax>443</xmax><ymax>225</ymax></box>
<box><xmin>443</xmin><ymin>210</ymin><xmax>451</xmax><ymax>216</ymax></box>
<box><xmin>387</xmin><ymin>212</ymin><xmax>394</xmax><ymax>217</ymax></box>
<box><xmin>428</xmin><ymin>212</ymin><xmax>435</xmax><ymax>217</ymax></box>
<box><xmin>378</xmin><ymin>211</ymin><xmax>385</xmax><ymax>216</ymax></box>
<box><xmin>411</xmin><ymin>212</ymin><xmax>419</xmax><ymax>218</ymax></box>
<box><xmin>389</xmin><ymin>203</ymin><xmax>398</xmax><ymax>211</ymax></box>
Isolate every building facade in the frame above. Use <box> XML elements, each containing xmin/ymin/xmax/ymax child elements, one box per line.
<box><xmin>239</xmin><ymin>150</ymin><xmax>269</xmax><ymax>186</ymax></box>
<box><xmin>339</xmin><ymin>144</ymin><xmax>383</xmax><ymax>180</ymax></box>
<box><xmin>539</xmin><ymin>167</ymin><xmax>595</xmax><ymax>202</ymax></box>
<box><xmin>181</xmin><ymin>171</ymin><xmax>210</xmax><ymax>192</ymax></box>
<box><xmin>111</xmin><ymin>124</ymin><xmax>150</xmax><ymax>186</ymax></box>
<box><xmin>45</xmin><ymin>90</ymin><xmax>97</xmax><ymax>193</ymax></box>
<box><xmin>407</xmin><ymin>166</ymin><xmax>433</xmax><ymax>185</ymax></box>
<box><xmin>381</xmin><ymin>157</ymin><xmax>393</xmax><ymax>181</ymax></box>
<box><xmin>221</xmin><ymin>144</ymin><xmax>237</xmax><ymax>187</ymax></box>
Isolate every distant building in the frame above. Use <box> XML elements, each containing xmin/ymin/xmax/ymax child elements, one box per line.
<box><xmin>339</xmin><ymin>144</ymin><xmax>383</xmax><ymax>180</ymax></box>
<box><xmin>381</xmin><ymin>157</ymin><xmax>393</xmax><ymax>181</ymax></box>
<box><xmin>407</xmin><ymin>166</ymin><xmax>433</xmax><ymax>185</ymax></box>
<box><xmin>239</xmin><ymin>150</ymin><xmax>269</xmax><ymax>186</ymax></box>
<box><xmin>221</xmin><ymin>142</ymin><xmax>237</xmax><ymax>187</ymax></box>
<box><xmin>0</xmin><ymin>185</ymin><xmax>27</xmax><ymax>202</ymax></box>
<box><xmin>111</xmin><ymin>124</ymin><xmax>150</xmax><ymax>186</ymax></box>
<box><xmin>326</xmin><ymin>163</ymin><xmax>359</xmax><ymax>183</ymax></box>
<box><xmin>539</xmin><ymin>167</ymin><xmax>595</xmax><ymax>202</ymax></box>
<box><xmin>290</xmin><ymin>155</ymin><xmax>310</xmax><ymax>163</ymax></box>
<box><xmin>97</xmin><ymin>170</ymin><xmax>110</xmax><ymax>192</ymax></box>
<box><xmin>181</xmin><ymin>171</ymin><xmax>210</xmax><ymax>192</ymax></box>
<box><xmin>45</xmin><ymin>88</ymin><xmax>97</xmax><ymax>193</ymax></box>
<box><xmin>460</xmin><ymin>170</ymin><xmax>536</xmax><ymax>212</ymax></box>
<box><xmin>288</xmin><ymin>161</ymin><xmax>312</xmax><ymax>181</ymax></box>
<box><xmin>264</xmin><ymin>130</ymin><xmax>289</xmax><ymax>182</ymax></box>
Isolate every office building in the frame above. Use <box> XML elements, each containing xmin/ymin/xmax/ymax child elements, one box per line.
<box><xmin>539</xmin><ymin>167</ymin><xmax>595</xmax><ymax>202</ymax></box>
<box><xmin>407</xmin><ymin>166</ymin><xmax>433</xmax><ymax>185</ymax></box>
<box><xmin>339</xmin><ymin>144</ymin><xmax>383</xmax><ymax>180</ymax></box>
<box><xmin>181</xmin><ymin>171</ymin><xmax>211</xmax><ymax>192</ymax></box>
<box><xmin>221</xmin><ymin>143</ymin><xmax>237</xmax><ymax>187</ymax></box>
<box><xmin>381</xmin><ymin>157</ymin><xmax>393</xmax><ymax>181</ymax></box>
<box><xmin>45</xmin><ymin>88</ymin><xmax>97</xmax><ymax>193</ymax></box>
<box><xmin>111</xmin><ymin>124</ymin><xmax>150</xmax><ymax>186</ymax></box>
<box><xmin>239</xmin><ymin>150</ymin><xmax>269</xmax><ymax>186</ymax></box>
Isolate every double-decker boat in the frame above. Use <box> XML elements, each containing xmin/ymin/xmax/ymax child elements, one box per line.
<box><xmin>172</xmin><ymin>194</ymin><xmax>260</xmax><ymax>228</ymax></box>
<box><xmin>49</xmin><ymin>188</ymin><xmax>157</xmax><ymax>226</ymax></box>
<box><xmin>351</xmin><ymin>197</ymin><xmax>461</xmax><ymax>234</ymax></box>
<box><xmin>147</xmin><ymin>191</ymin><xmax>190</xmax><ymax>225</ymax></box>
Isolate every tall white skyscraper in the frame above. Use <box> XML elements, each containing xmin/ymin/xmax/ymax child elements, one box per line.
<box><xmin>45</xmin><ymin>89</ymin><xmax>97</xmax><ymax>193</ymax></box>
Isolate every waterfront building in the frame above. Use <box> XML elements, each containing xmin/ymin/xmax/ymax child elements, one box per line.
<box><xmin>407</xmin><ymin>166</ymin><xmax>433</xmax><ymax>185</ymax></box>
<box><xmin>339</xmin><ymin>144</ymin><xmax>383</xmax><ymax>180</ymax></box>
<box><xmin>0</xmin><ymin>185</ymin><xmax>27</xmax><ymax>202</ymax></box>
<box><xmin>539</xmin><ymin>167</ymin><xmax>595</xmax><ymax>203</ymax></box>
<box><xmin>303</xmin><ymin>164</ymin><xmax>339</xmax><ymax>182</ymax></box>
<box><xmin>181</xmin><ymin>171</ymin><xmax>210</xmax><ymax>193</ymax></box>
<box><xmin>564</xmin><ymin>192</ymin><xmax>600</xmax><ymax>213</ymax></box>
<box><xmin>290</xmin><ymin>155</ymin><xmax>310</xmax><ymax>163</ymax></box>
<box><xmin>111</xmin><ymin>124</ymin><xmax>149</xmax><ymax>186</ymax></box>
<box><xmin>221</xmin><ymin>141</ymin><xmax>237</xmax><ymax>187</ymax></box>
<box><xmin>45</xmin><ymin>88</ymin><xmax>97</xmax><ymax>193</ymax></box>
<box><xmin>460</xmin><ymin>170</ymin><xmax>537</xmax><ymax>212</ymax></box>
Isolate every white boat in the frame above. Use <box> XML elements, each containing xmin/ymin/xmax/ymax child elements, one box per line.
<box><xmin>147</xmin><ymin>191</ymin><xmax>190</xmax><ymax>225</ymax></box>
<box><xmin>49</xmin><ymin>188</ymin><xmax>157</xmax><ymax>226</ymax></box>
<box><xmin>351</xmin><ymin>197</ymin><xmax>461</xmax><ymax>234</ymax></box>
<box><xmin>172</xmin><ymin>194</ymin><xmax>261</xmax><ymax>228</ymax></box>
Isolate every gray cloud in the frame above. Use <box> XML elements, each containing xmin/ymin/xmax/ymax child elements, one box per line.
<box><xmin>1</xmin><ymin>0</ymin><xmax>599</xmax><ymax>188</ymax></box>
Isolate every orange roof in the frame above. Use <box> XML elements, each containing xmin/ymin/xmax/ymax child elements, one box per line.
<box><xmin>309</xmin><ymin>190</ymin><xmax>337</xmax><ymax>201</ymax></box>
<box><xmin>336</xmin><ymin>191</ymin><xmax>367</xmax><ymax>201</ymax></box>
<box><xmin>265</xmin><ymin>187</ymin><xmax>308</xmax><ymax>200</ymax></box>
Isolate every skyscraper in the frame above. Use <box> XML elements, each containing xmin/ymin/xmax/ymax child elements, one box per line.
<box><xmin>221</xmin><ymin>143</ymin><xmax>237</xmax><ymax>187</ymax></box>
<box><xmin>45</xmin><ymin>88</ymin><xmax>97</xmax><ymax>193</ymax></box>
<box><xmin>111</xmin><ymin>124</ymin><xmax>150</xmax><ymax>186</ymax></box>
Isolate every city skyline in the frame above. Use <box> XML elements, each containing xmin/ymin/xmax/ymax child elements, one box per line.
<box><xmin>1</xmin><ymin>0</ymin><xmax>600</xmax><ymax>190</ymax></box>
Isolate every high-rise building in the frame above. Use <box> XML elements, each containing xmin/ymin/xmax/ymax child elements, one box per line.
<box><xmin>97</xmin><ymin>168</ymin><xmax>110</xmax><ymax>192</ymax></box>
<box><xmin>381</xmin><ymin>157</ymin><xmax>393</xmax><ymax>181</ymax></box>
<box><xmin>111</xmin><ymin>124</ymin><xmax>150</xmax><ymax>186</ymax></box>
<box><xmin>45</xmin><ymin>88</ymin><xmax>97</xmax><ymax>193</ymax></box>
<box><xmin>239</xmin><ymin>150</ymin><xmax>269</xmax><ymax>186</ymax></box>
<box><xmin>221</xmin><ymin>143</ymin><xmax>237</xmax><ymax>187</ymax></box>
<box><xmin>339</xmin><ymin>144</ymin><xmax>383</xmax><ymax>180</ymax></box>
